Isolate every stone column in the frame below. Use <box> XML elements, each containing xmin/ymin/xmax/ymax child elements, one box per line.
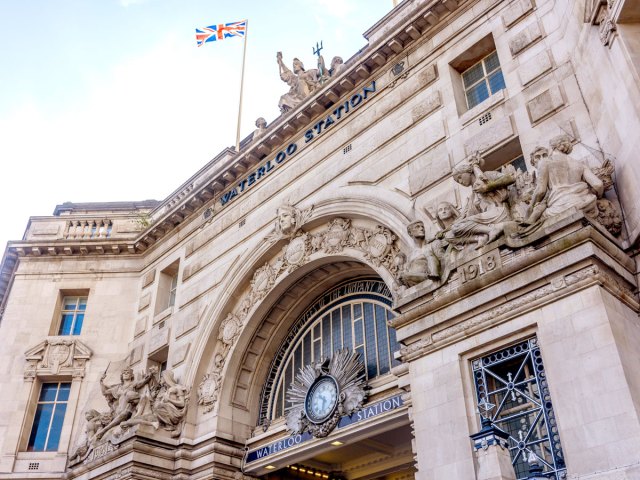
<box><xmin>470</xmin><ymin>420</ymin><xmax>516</xmax><ymax>480</ymax></box>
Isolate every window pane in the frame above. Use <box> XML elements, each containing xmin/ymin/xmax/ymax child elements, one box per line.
<box><xmin>303</xmin><ymin>332</ymin><xmax>311</xmax><ymax>366</ymax></box>
<box><xmin>40</xmin><ymin>383</ymin><xmax>59</xmax><ymax>402</ymax></box>
<box><xmin>462</xmin><ymin>62</ymin><xmax>484</xmax><ymax>88</ymax></box>
<box><xmin>72</xmin><ymin>313</ymin><xmax>84</xmax><ymax>335</ymax></box>
<box><xmin>46</xmin><ymin>403</ymin><xmax>68</xmax><ymax>451</ymax></box>
<box><xmin>510</xmin><ymin>155</ymin><xmax>527</xmax><ymax>172</ymax></box>
<box><xmin>332</xmin><ymin>310</ymin><xmax>342</xmax><ymax>351</ymax></box>
<box><xmin>77</xmin><ymin>299</ymin><xmax>87</xmax><ymax>310</ymax></box>
<box><xmin>342</xmin><ymin>305</ymin><xmax>353</xmax><ymax>351</ymax></box>
<box><xmin>375</xmin><ymin>305</ymin><xmax>390</xmax><ymax>375</ymax></box>
<box><xmin>57</xmin><ymin>383</ymin><xmax>71</xmax><ymax>402</ymax></box>
<box><xmin>364</xmin><ymin>303</ymin><xmax>378</xmax><ymax>379</ymax></box>
<box><xmin>488</xmin><ymin>70</ymin><xmax>506</xmax><ymax>94</ymax></box>
<box><xmin>58</xmin><ymin>314</ymin><xmax>73</xmax><ymax>335</ymax></box>
<box><xmin>484</xmin><ymin>51</ymin><xmax>501</xmax><ymax>72</ymax></box>
<box><xmin>466</xmin><ymin>82</ymin><xmax>490</xmax><ymax>109</ymax></box>
<box><xmin>322</xmin><ymin>314</ymin><xmax>331</xmax><ymax>360</ymax></box>
<box><xmin>28</xmin><ymin>403</ymin><xmax>53</xmax><ymax>451</ymax></box>
<box><xmin>63</xmin><ymin>297</ymin><xmax>78</xmax><ymax>310</ymax></box>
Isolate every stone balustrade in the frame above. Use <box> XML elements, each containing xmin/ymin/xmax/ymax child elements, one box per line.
<box><xmin>64</xmin><ymin>219</ymin><xmax>113</xmax><ymax>239</ymax></box>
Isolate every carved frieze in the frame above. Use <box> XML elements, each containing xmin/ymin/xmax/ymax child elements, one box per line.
<box><xmin>69</xmin><ymin>366</ymin><xmax>189</xmax><ymax>466</ymax></box>
<box><xmin>24</xmin><ymin>337</ymin><xmax>92</xmax><ymax>379</ymax></box>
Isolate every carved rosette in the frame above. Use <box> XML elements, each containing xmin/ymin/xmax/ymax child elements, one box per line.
<box><xmin>25</xmin><ymin>337</ymin><xmax>92</xmax><ymax>379</ymax></box>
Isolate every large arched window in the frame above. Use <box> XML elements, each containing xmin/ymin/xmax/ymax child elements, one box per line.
<box><xmin>260</xmin><ymin>278</ymin><xmax>401</xmax><ymax>423</ymax></box>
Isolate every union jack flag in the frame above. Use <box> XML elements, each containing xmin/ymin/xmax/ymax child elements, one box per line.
<box><xmin>196</xmin><ymin>20</ymin><xmax>247</xmax><ymax>47</ymax></box>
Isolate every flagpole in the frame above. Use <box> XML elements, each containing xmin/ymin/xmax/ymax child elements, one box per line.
<box><xmin>235</xmin><ymin>19</ymin><xmax>248</xmax><ymax>152</ymax></box>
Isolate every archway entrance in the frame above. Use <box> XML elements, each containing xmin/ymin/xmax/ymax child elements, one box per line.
<box><xmin>243</xmin><ymin>276</ymin><xmax>415</xmax><ymax>480</ymax></box>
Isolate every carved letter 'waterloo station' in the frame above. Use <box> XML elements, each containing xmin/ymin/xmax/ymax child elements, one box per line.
<box><xmin>1</xmin><ymin>1</ymin><xmax>640</xmax><ymax>479</ymax></box>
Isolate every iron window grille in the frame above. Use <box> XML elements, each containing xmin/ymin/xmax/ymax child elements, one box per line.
<box><xmin>472</xmin><ymin>338</ymin><xmax>566</xmax><ymax>479</ymax></box>
<box><xmin>462</xmin><ymin>50</ymin><xmax>506</xmax><ymax>110</ymax></box>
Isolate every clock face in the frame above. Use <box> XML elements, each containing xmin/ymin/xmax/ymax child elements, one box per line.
<box><xmin>305</xmin><ymin>375</ymin><xmax>339</xmax><ymax>424</ymax></box>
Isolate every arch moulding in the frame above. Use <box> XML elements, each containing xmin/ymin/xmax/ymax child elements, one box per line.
<box><xmin>183</xmin><ymin>195</ymin><xmax>413</xmax><ymax>434</ymax></box>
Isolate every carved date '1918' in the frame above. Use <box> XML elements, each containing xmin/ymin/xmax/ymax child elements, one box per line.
<box><xmin>459</xmin><ymin>251</ymin><xmax>501</xmax><ymax>284</ymax></box>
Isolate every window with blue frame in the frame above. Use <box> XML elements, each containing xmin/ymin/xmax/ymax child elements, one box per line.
<box><xmin>462</xmin><ymin>50</ymin><xmax>506</xmax><ymax>109</ymax></box>
<box><xmin>27</xmin><ymin>382</ymin><xmax>71</xmax><ymax>451</ymax></box>
<box><xmin>58</xmin><ymin>296</ymin><xmax>86</xmax><ymax>335</ymax></box>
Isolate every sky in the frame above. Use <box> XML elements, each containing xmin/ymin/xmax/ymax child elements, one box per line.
<box><xmin>0</xmin><ymin>0</ymin><xmax>394</xmax><ymax>252</ymax></box>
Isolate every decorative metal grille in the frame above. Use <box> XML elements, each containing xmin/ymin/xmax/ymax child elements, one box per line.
<box><xmin>472</xmin><ymin>338</ymin><xmax>566</xmax><ymax>479</ymax></box>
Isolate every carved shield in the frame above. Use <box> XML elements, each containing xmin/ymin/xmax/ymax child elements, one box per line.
<box><xmin>251</xmin><ymin>264</ymin><xmax>275</xmax><ymax>295</ymax></box>
<box><xmin>324</xmin><ymin>219</ymin><xmax>350</xmax><ymax>253</ymax></box>
<box><xmin>284</xmin><ymin>234</ymin><xmax>308</xmax><ymax>267</ymax></box>
<box><xmin>367</xmin><ymin>232</ymin><xmax>391</xmax><ymax>259</ymax></box>
<box><xmin>220</xmin><ymin>314</ymin><xmax>242</xmax><ymax>346</ymax></box>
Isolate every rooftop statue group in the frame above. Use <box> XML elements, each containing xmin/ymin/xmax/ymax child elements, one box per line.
<box><xmin>69</xmin><ymin>365</ymin><xmax>189</xmax><ymax>465</ymax></box>
<box><xmin>399</xmin><ymin>134</ymin><xmax>621</xmax><ymax>288</ymax></box>
<box><xmin>277</xmin><ymin>51</ymin><xmax>346</xmax><ymax>113</ymax></box>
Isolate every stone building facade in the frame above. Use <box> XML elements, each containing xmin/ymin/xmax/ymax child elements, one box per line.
<box><xmin>1</xmin><ymin>0</ymin><xmax>639</xmax><ymax>479</ymax></box>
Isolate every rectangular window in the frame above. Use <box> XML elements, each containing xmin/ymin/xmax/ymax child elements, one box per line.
<box><xmin>27</xmin><ymin>382</ymin><xmax>71</xmax><ymax>451</ymax></box>
<box><xmin>168</xmin><ymin>273</ymin><xmax>178</xmax><ymax>308</ymax></box>
<box><xmin>155</xmin><ymin>260</ymin><xmax>180</xmax><ymax>314</ymax></box>
<box><xmin>472</xmin><ymin>338</ymin><xmax>566</xmax><ymax>479</ymax></box>
<box><xmin>463</xmin><ymin>51</ymin><xmax>506</xmax><ymax>109</ymax></box>
<box><xmin>58</xmin><ymin>296</ymin><xmax>87</xmax><ymax>335</ymax></box>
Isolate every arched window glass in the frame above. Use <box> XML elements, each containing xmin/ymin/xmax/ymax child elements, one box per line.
<box><xmin>261</xmin><ymin>278</ymin><xmax>401</xmax><ymax>422</ymax></box>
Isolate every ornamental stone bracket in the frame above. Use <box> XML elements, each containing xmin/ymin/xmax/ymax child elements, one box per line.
<box><xmin>588</xmin><ymin>0</ymin><xmax>617</xmax><ymax>46</ymax></box>
<box><xmin>24</xmin><ymin>337</ymin><xmax>92</xmax><ymax>379</ymax></box>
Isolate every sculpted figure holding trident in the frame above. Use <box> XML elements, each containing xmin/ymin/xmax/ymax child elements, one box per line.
<box><xmin>277</xmin><ymin>52</ymin><xmax>320</xmax><ymax>112</ymax></box>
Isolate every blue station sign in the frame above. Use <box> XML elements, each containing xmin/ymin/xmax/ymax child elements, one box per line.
<box><xmin>221</xmin><ymin>81</ymin><xmax>377</xmax><ymax>208</ymax></box>
<box><xmin>246</xmin><ymin>393</ymin><xmax>403</xmax><ymax>464</ymax></box>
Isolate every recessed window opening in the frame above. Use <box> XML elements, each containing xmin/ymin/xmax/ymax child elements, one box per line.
<box><xmin>155</xmin><ymin>260</ymin><xmax>180</xmax><ymax>314</ymax></box>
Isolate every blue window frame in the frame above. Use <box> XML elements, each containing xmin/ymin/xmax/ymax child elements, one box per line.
<box><xmin>58</xmin><ymin>296</ymin><xmax>87</xmax><ymax>335</ymax></box>
<box><xmin>27</xmin><ymin>382</ymin><xmax>71</xmax><ymax>451</ymax></box>
<box><xmin>462</xmin><ymin>50</ymin><xmax>506</xmax><ymax>109</ymax></box>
